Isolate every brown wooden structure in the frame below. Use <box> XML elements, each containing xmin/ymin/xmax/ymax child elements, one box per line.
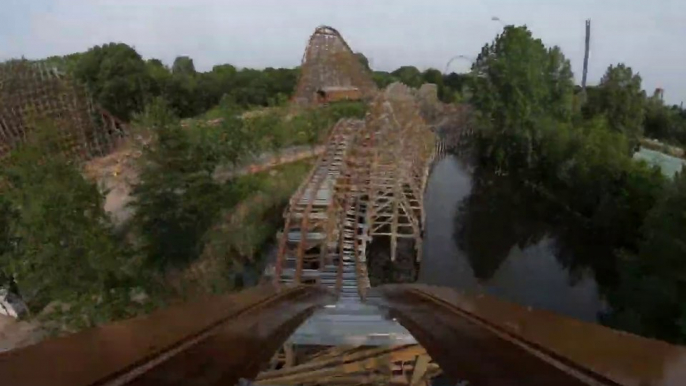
<box><xmin>315</xmin><ymin>86</ymin><xmax>363</xmax><ymax>104</ymax></box>
<box><xmin>0</xmin><ymin>60</ymin><xmax>126</xmax><ymax>161</ymax></box>
<box><xmin>293</xmin><ymin>26</ymin><xmax>377</xmax><ymax>106</ymax></box>
<box><xmin>1</xmin><ymin>284</ymin><xmax>685</xmax><ymax>386</ymax></box>
<box><xmin>273</xmin><ymin>83</ymin><xmax>435</xmax><ymax>299</ymax></box>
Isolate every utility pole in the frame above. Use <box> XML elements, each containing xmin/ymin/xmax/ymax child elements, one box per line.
<box><xmin>582</xmin><ymin>19</ymin><xmax>591</xmax><ymax>90</ymax></box>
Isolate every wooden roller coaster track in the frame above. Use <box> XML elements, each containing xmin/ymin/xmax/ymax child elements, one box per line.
<box><xmin>273</xmin><ymin>83</ymin><xmax>435</xmax><ymax>299</ymax></box>
<box><xmin>0</xmin><ymin>60</ymin><xmax>127</xmax><ymax>161</ymax></box>
<box><xmin>293</xmin><ymin>25</ymin><xmax>377</xmax><ymax>106</ymax></box>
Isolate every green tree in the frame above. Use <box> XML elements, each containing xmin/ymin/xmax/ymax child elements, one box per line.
<box><xmin>545</xmin><ymin>47</ymin><xmax>575</xmax><ymax>121</ymax></box>
<box><xmin>262</xmin><ymin>67</ymin><xmax>299</xmax><ymax>102</ymax></box>
<box><xmin>130</xmin><ymin>99</ymin><xmax>253</xmax><ymax>269</ymax></box>
<box><xmin>130</xmin><ymin>101</ymin><xmax>219</xmax><ymax>268</ymax></box>
<box><xmin>172</xmin><ymin>56</ymin><xmax>196</xmax><ymax>76</ymax></box>
<box><xmin>642</xmin><ymin>91</ymin><xmax>686</xmax><ymax>145</ymax></box>
<box><xmin>0</xmin><ymin>196</ymin><xmax>13</xmax><ymax>288</ymax></box>
<box><xmin>372</xmin><ymin>71</ymin><xmax>397</xmax><ymax>88</ymax></box>
<box><xmin>442</xmin><ymin>72</ymin><xmax>470</xmax><ymax>102</ymax></box>
<box><xmin>422</xmin><ymin>68</ymin><xmax>443</xmax><ymax>86</ymax></box>
<box><xmin>42</xmin><ymin>52</ymin><xmax>83</xmax><ymax>74</ymax></box>
<box><xmin>165</xmin><ymin>74</ymin><xmax>201</xmax><ymax>117</ymax></box>
<box><xmin>391</xmin><ymin>66</ymin><xmax>422</xmax><ymax>88</ymax></box>
<box><xmin>355</xmin><ymin>52</ymin><xmax>371</xmax><ymax>71</ymax></box>
<box><xmin>422</xmin><ymin>68</ymin><xmax>446</xmax><ymax>99</ymax></box>
<box><xmin>470</xmin><ymin>25</ymin><xmax>575</xmax><ymax>169</ymax></box>
<box><xmin>74</xmin><ymin>43</ymin><xmax>151</xmax><ymax>120</ymax></box>
<box><xmin>584</xmin><ymin>64</ymin><xmax>646</xmax><ymax>142</ymax></box>
<box><xmin>0</xmin><ymin>122</ymin><xmax>145</xmax><ymax>328</ymax></box>
<box><xmin>605</xmin><ymin>171</ymin><xmax>686</xmax><ymax>343</ymax></box>
<box><xmin>145</xmin><ymin>58</ymin><xmax>172</xmax><ymax>100</ymax></box>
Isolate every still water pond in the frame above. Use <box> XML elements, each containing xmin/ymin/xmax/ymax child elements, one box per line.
<box><xmin>421</xmin><ymin>155</ymin><xmax>609</xmax><ymax>322</ymax></box>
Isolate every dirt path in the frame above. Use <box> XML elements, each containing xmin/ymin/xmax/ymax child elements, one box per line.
<box><xmin>0</xmin><ymin>315</ymin><xmax>43</xmax><ymax>352</ymax></box>
<box><xmin>84</xmin><ymin>143</ymin><xmax>324</xmax><ymax>225</ymax></box>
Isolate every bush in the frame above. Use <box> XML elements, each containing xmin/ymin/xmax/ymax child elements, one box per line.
<box><xmin>73</xmin><ymin>43</ymin><xmax>151</xmax><ymax>120</ymax></box>
<box><xmin>129</xmin><ymin>100</ymin><xmax>249</xmax><ymax>269</ymax></box>
<box><xmin>604</xmin><ymin>172</ymin><xmax>686</xmax><ymax>343</ymax></box>
<box><xmin>240</xmin><ymin>101</ymin><xmax>368</xmax><ymax>153</ymax></box>
<box><xmin>0</xmin><ymin>122</ymin><xmax>149</xmax><ymax>330</ymax></box>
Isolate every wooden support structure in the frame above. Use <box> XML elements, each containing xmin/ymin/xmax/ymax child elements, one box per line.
<box><xmin>273</xmin><ymin>83</ymin><xmax>436</xmax><ymax>298</ymax></box>
<box><xmin>357</xmin><ymin>83</ymin><xmax>434</xmax><ymax>263</ymax></box>
<box><xmin>274</xmin><ymin>119</ymin><xmax>362</xmax><ymax>294</ymax></box>
<box><xmin>293</xmin><ymin>26</ymin><xmax>377</xmax><ymax>106</ymax></box>
<box><xmin>0</xmin><ymin>60</ymin><xmax>127</xmax><ymax>161</ymax></box>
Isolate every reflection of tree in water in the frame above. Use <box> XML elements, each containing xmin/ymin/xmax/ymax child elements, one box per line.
<box><xmin>453</xmin><ymin>170</ymin><xmax>550</xmax><ymax>281</ymax></box>
<box><xmin>548</xmin><ymin>222</ymin><xmax>618</xmax><ymax>291</ymax></box>
<box><xmin>452</xmin><ymin>167</ymin><xmax>618</xmax><ymax>288</ymax></box>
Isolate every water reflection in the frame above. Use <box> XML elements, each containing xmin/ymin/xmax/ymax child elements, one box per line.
<box><xmin>453</xmin><ymin>170</ymin><xmax>550</xmax><ymax>281</ymax></box>
<box><xmin>421</xmin><ymin>155</ymin><xmax>607</xmax><ymax>322</ymax></box>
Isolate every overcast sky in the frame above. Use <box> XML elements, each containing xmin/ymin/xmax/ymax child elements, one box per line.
<box><xmin>3</xmin><ymin>0</ymin><xmax>686</xmax><ymax>104</ymax></box>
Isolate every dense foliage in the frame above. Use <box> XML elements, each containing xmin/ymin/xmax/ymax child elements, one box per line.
<box><xmin>45</xmin><ymin>44</ymin><xmax>299</xmax><ymax>120</ymax></box>
<box><xmin>73</xmin><ymin>43</ymin><xmax>151</xmax><ymax>120</ymax></box>
<box><xmin>0</xmin><ymin>84</ymin><xmax>364</xmax><ymax>333</ymax></box>
<box><xmin>604</xmin><ymin>171</ymin><xmax>686</xmax><ymax>343</ymax></box>
<box><xmin>129</xmin><ymin>100</ymin><xmax>244</xmax><ymax>269</ymax></box>
<box><xmin>470</xmin><ymin>26</ymin><xmax>575</xmax><ymax>170</ymax></box>
<box><xmin>469</xmin><ymin>25</ymin><xmax>686</xmax><ymax>343</ymax></box>
<box><xmin>643</xmin><ymin>91</ymin><xmax>686</xmax><ymax>146</ymax></box>
<box><xmin>41</xmin><ymin>42</ymin><xmax>467</xmax><ymax>121</ymax></box>
<box><xmin>130</xmin><ymin>99</ymin><xmax>365</xmax><ymax>271</ymax></box>
<box><xmin>0</xmin><ymin>123</ymin><xmax>152</xmax><ymax>330</ymax></box>
<box><xmin>582</xmin><ymin>64</ymin><xmax>647</xmax><ymax>145</ymax></box>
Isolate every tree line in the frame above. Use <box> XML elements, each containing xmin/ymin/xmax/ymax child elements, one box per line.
<box><xmin>37</xmin><ymin>41</ymin><xmax>686</xmax><ymax>149</ymax></box>
<box><xmin>41</xmin><ymin>43</ymin><xmax>468</xmax><ymax>121</ymax></box>
<box><xmin>43</xmin><ymin>44</ymin><xmax>298</xmax><ymax>120</ymax></box>
<box><xmin>468</xmin><ymin>25</ymin><xmax>686</xmax><ymax>344</ymax></box>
